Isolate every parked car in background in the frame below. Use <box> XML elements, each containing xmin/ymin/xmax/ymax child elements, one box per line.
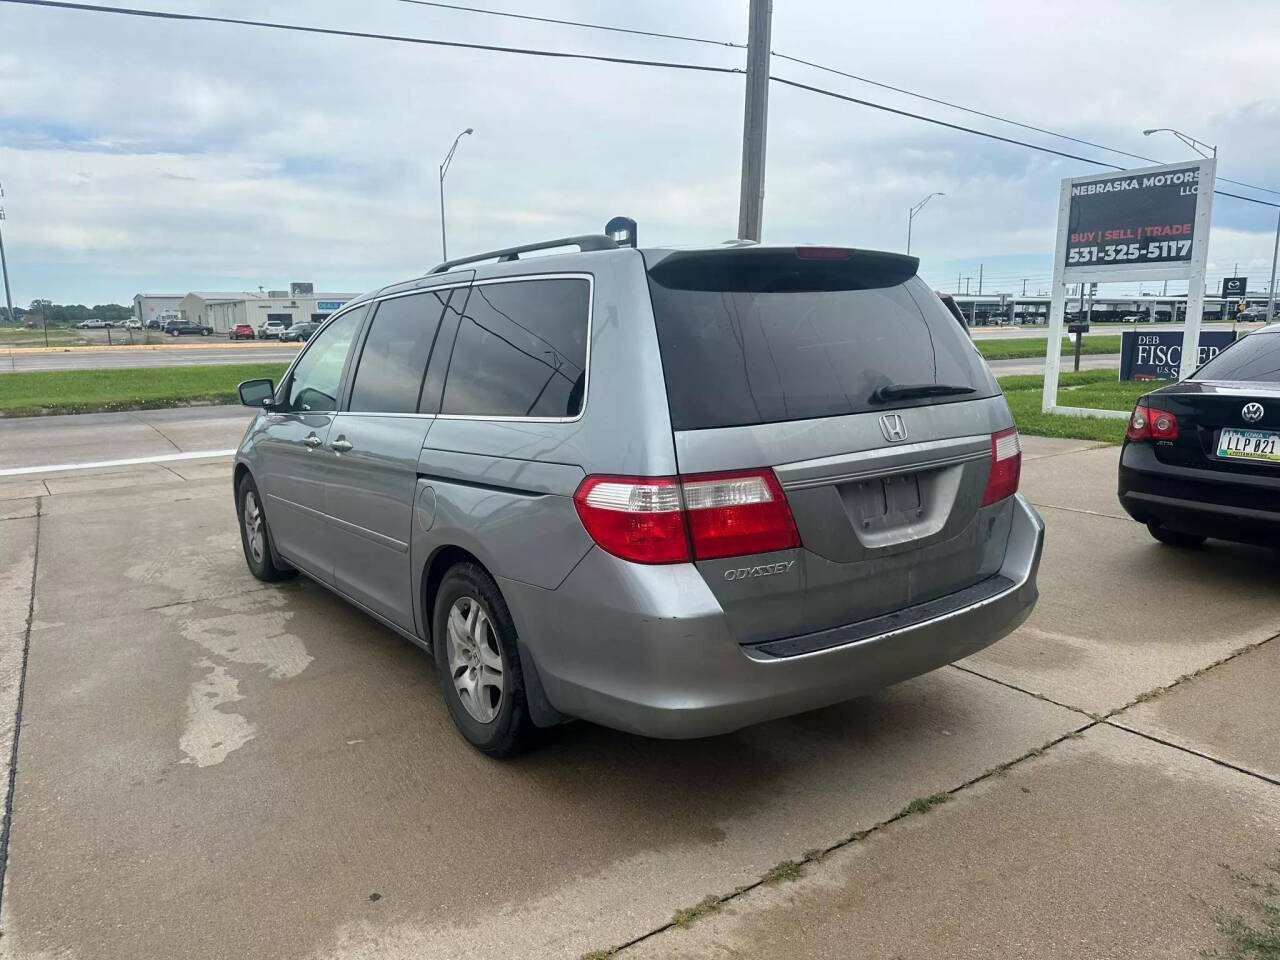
<box><xmin>1119</xmin><ymin>324</ymin><xmax>1280</xmax><ymax>549</ymax></box>
<box><xmin>229</xmin><ymin>323</ymin><xmax>256</xmax><ymax>340</ymax></box>
<box><xmin>125</xmin><ymin>319</ymin><xmax>143</xmax><ymax>330</ymax></box>
<box><xmin>77</xmin><ymin>319</ymin><xmax>110</xmax><ymax>329</ymax></box>
<box><xmin>1120</xmin><ymin>314</ymin><xmax>1148</xmax><ymax>323</ymax></box>
<box><xmin>258</xmin><ymin>318</ymin><xmax>290</xmax><ymax>339</ymax></box>
<box><xmin>279</xmin><ymin>320</ymin><xmax>319</xmax><ymax>342</ymax></box>
<box><xmin>233</xmin><ymin>229</ymin><xmax>1044</xmax><ymax>756</ymax></box>
<box><xmin>165</xmin><ymin>319</ymin><xmax>212</xmax><ymax>337</ymax></box>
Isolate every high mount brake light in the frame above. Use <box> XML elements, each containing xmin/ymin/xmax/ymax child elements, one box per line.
<box><xmin>573</xmin><ymin>469</ymin><xmax>801</xmax><ymax>564</ymax></box>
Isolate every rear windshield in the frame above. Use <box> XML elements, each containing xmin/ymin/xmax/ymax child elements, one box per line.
<box><xmin>645</xmin><ymin>248</ymin><xmax>999</xmax><ymax>430</ymax></box>
<box><xmin>1192</xmin><ymin>329</ymin><xmax>1280</xmax><ymax>383</ymax></box>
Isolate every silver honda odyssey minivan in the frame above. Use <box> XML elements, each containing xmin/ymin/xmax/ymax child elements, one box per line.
<box><xmin>234</xmin><ymin>226</ymin><xmax>1044</xmax><ymax>756</ymax></box>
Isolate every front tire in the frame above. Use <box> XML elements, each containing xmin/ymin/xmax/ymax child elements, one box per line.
<box><xmin>236</xmin><ymin>474</ymin><xmax>296</xmax><ymax>582</ymax></box>
<box><xmin>1147</xmin><ymin>523</ymin><xmax>1206</xmax><ymax>548</ymax></box>
<box><xmin>433</xmin><ymin>564</ymin><xmax>533</xmax><ymax>757</ymax></box>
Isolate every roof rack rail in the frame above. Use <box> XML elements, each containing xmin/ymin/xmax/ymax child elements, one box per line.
<box><xmin>428</xmin><ymin>234</ymin><xmax>618</xmax><ymax>274</ymax></box>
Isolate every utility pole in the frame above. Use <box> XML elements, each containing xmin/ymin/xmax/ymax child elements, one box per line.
<box><xmin>736</xmin><ymin>0</ymin><xmax>772</xmax><ymax>241</ymax></box>
<box><xmin>1267</xmin><ymin>210</ymin><xmax>1280</xmax><ymax>325</ymax></box>
<box><xmin>977</xmin><ymin>263</ymin><xmax>983</xmax><ymax>295</ymax></box>
<box><xmin>0</xmin><ymin>182</ymin><xmax>13</xmax><ymax>327</ymax></box>
<box><xmin>956</xmin><ymin>272</ymin><xmax>962</xmax><ymax>293</ymax></box>
<box><xmin>1022</xmin><ymin>278</ymin><xmax>1027</xmax><ymax>297</ymax></box>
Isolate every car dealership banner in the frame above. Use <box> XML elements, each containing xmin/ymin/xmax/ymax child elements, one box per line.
<box><xmin>1120</xmin><ymin>329</ymin><xmax>1236</xmax><ymax>380</ymax></box>
<box><xmin>1064</xmin><ymin>166</ymin><xmax>1203</xmax><ymax>268</ymax></box>
<box><xmin>1043</xmin><ymin>159</ymin><xmax>1215</xmax><ymax>416</ymax></box>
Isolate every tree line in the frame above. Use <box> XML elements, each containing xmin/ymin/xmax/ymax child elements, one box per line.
<box><xmin>1</xmin><ymin>301</ymin><xmax>134</xmax><ymax>326</ymax></box>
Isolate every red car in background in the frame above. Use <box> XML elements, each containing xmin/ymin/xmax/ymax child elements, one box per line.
<box><xmin>229</xmin><ymin>323</ymin><xmax>255</xmax><ymax>340</ymax></box>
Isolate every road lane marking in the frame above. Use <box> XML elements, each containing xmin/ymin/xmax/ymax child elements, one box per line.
<box><xmin>0</xmin><ymin>448</ymin><xmax>236</xmax><ymax>477</ymax></box>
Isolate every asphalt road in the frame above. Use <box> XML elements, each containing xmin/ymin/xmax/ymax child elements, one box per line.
<box><xmin>0</xmin><ymin>413</ymin><xmax>1276</xmax><ymax>958</ymax></box>
<box><xmin>1</xmin><ymin>341</ymin><xmax>298</xmax><ymax>373</ymax></box>
<box><xmin>1</xmin><ymin>322</ymin><xmax>1261</xmax><ymax>374</ymax></box>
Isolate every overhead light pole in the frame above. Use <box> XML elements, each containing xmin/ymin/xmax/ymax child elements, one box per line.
<box><xmin>438</xmin><ymin>127</ymin><xmax>473</xmax><ymax>264</ymax></box>
<box><xmin>1141</xmin><ymin>127</ymin><xmax>1216</xmax><ymax>158</ymax></box>
<box><xmin>0</xmin><ymin>182</ymin><xmax>13</xmax><ymax>327</ymax></box>
<box><xmin>906</xmin><ymin>191</ymin><xmax>944</xmax><ymax>255</ymax></box>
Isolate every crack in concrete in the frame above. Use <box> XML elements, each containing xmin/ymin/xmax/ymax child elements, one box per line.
<box><xmin>0</xmin><ymin>497</ymin><xmax>40</xmax><ymax>920</ymax></box>
<box><xmin>126</xmin><ymin>411</ymin><xmax>183</xmax><ymax>453</ymax></box>
<box><xmin>599</xmin><ymin>633</ymin><xmax>1280</xmax><ymax>957</ymax></box>
<box><xmin>590</xmin><ymin>719</ymin><xmax>1100</xmax><ymax>958</ymax></box>
<box><xmin>1027</xmin><ymin>501</ymin><xmax>1130</xmax><ymax>522</ymax></box>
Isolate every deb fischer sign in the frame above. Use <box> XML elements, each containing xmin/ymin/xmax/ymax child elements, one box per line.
<box><xmin>1065</xmin><ymin>166</ymin><xmax>1202</xmax><ymax>269</ymax></box>
<box><xmin>1120</xmin><ymin>329</ymin><xmax>1236</xmax><ymax>380</ymax></box>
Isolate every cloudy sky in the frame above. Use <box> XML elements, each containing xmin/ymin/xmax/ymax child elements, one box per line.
<box><xmin>2</xmin><ymin>0</ymin><xmax>1280</xmax><ymax>306</ymax></box>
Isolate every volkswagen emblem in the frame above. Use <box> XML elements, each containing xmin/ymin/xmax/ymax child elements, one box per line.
<box><xmin>879</xmin><ymin>413</ymin><xmax>909</xmax><ymax>443</ymax></box>
<box><xmin>1242</xmin><ymin>402</ymin><xmax>1265</xmax><ymax>423</ymax></box>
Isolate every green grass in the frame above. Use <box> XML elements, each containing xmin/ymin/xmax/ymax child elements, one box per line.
<box><xmin>1204</xmin><ymin>854</ymin><xmax>1280</xmax><ymax>959</ymax></box>
<box><xmin>998</xmin><ymin>369</ymin><xmax>1168</xmax><ymax>444</ymax></box>
<box><xmin>0</xmin><ymin>326</ymin><xmax>93</xmax><ymax>347</ymax></box>
<box><xmin>0</xmin><ymin>363</ymin><xmax>289</xmax><ymax>417</ymax></box>
<box><xmin>976</xmin><ymin>335</ymin><xmax>1123</xmax><ymax>361</ymax></box>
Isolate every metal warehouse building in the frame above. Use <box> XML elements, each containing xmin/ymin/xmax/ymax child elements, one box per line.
<box><xmin>204</xmin><ymin>290</ymin><xmax>358</xmax><ymax>334</ymax></box>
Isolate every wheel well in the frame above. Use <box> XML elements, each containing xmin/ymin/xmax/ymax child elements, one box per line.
<box><xmin>232</xmin><ymin>462</ymin><xmax>249</xmax><ymax>496</ymax></box>
<box><xmin>420</xmin><ymin>545</ymin><xmax>487</xmax><ymax>646</ymax></box>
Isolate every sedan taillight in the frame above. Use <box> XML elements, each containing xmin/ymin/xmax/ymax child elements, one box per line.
<box><xmin>1126</xmin><ymin>401</ymin><xmax>1178</xmax><ymax>441</ymax></box>
<box><xmin>573</xmin><ymin>468</ymin><xmax>801</xmax><ymax>565</ymax></box>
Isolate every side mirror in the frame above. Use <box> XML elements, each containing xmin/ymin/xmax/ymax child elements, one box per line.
<box><xmin>238</xmin><ymin>378</ymin><xmax>276</xmax><ymax>409</ymax></box>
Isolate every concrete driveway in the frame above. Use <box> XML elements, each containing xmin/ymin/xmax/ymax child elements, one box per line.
<box><xmin>0</xmin><ymin>423</ymin><xmax>1275</xmax><ymax>960</ymax></box>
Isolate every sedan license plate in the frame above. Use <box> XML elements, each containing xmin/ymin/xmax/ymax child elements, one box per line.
<box><xmin>1218</xmin><ymin>428</ymin><xmax>1280</xmax><ymax>464</ymax></box>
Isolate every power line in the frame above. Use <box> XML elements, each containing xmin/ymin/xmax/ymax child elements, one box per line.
<box><xmin>0</xmin><ymin>0</ymin><xmax>744</xmax><ymax>75</ymax></box>
<box><xmin>770</xmin><ymin>75</ymin><xmax>1280</xmax><ymax>210</ymax></box>
<box><xmin>771</xmin><ymin>50</ymin><xmax>1280</xmax><ymax>201</ymax></box>
<box><xmin>391</xmin><ymin>0</ymin><xmax>745</xmax><ymax>49</ymax></box>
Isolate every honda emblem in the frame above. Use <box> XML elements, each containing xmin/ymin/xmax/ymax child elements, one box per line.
<box><xmin>879</xmin><ymin>413</ymin><xmax>909</xmax><ymax>443</ymax></box>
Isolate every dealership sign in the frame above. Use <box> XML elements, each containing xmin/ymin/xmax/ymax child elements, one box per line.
<box><xmin>1120</xmin><ymin>330</ymin><xmax>1236</xmax><ymax>380</ymax></box>
<box><xmin>1064</xmin><ymin>166</ymin><xmax>1203</xmax><ymax>269</ymax></box>
<box><xmin>1043</xmin><ymin>159</ymin><xmax>1216</xmax><ymax>415</ymax></box>
<box><xmin>1221</xmin><ymin>276</ymin><xmax>1247</xmax><ymax>297</ymax></box>
<box><xmin>315</xmin><ymin>300</ymin><xmax>346</xmax><ymax>311</ymax></box>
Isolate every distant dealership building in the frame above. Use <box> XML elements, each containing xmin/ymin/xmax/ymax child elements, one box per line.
<box><xmin>205</xmin><ymin>288</ymin><xmax>358</xmax><ymax>334</ymax></box>
<box><xmin>131</xmin><ymin>293</ymin><xmax>184</xmax><ymax>326</ymax></box>
<box><xmin>178</xmin><ymin>291</ymin><xmax>266</xmax><ymax>328</ymax></box>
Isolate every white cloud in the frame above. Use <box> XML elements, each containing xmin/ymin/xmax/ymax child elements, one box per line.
<box><xmin>1</xmin><ymin>0</ymin><xmax>1278</xmax><ymax>303</ymax></box>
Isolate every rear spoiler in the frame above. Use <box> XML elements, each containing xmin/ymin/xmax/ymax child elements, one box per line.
<box><xmin>647</xmin><ymin>247</ymin><xmax>920</xmax><ymax>292</ymax></box>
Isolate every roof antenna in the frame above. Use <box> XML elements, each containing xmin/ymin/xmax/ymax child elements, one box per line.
<box><xmin>605</xmin><ymin>216</ymin><xmax>637</xmax><ymax>249</ymax></box>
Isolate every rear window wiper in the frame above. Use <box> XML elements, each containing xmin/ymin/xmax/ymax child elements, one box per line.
<box><xmin>869</xmin><ymin>383</ymin><xmax>976</xmax><ymax>404</ymax></box>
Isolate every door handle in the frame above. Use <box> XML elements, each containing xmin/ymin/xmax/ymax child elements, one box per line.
<box><xmin>303</xmin><ymin>433</ymin><xmax>322</xmax><ymax>448</ymax></box>
<box><xmin>330</xmin><ymin>437</ymin><xmax>353</xmax><ymax>453</ymax></box>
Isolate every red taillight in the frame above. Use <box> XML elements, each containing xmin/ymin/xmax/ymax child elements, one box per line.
<box><xmin>981</xmin><ymin>427</ymin><xmax>1021</xmax><ymax>506</ymax></box>
<box><xmin>682</xmin><ymin>468</ymin><xmax>802</xmax><ymax>560</ymax></box>
<box><xmin>1126</xmin><ymin>401</ymin><xmax>1177</xmax><ymax>442</ymax></box>
<box><xmin>795</xmin><ymin>246</ymin><xmax>853</xmax><ymax>260</ymax></box>
<box><xmin>572</xmin><ymin>476</ymin><xmax>689</xmax><ymax>564</ymax></box>
<box><xmin>572</xmin><ymin>468</ymin><xmax>801</xmax><ymax>565</ymax></box>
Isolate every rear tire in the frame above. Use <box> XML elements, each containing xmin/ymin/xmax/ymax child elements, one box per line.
<box><xmin>433</xmin><ymin>563</ymin><xmax>533</xmax><ymax>757</ymax></box>
<box><xmin>236</xmin><ymin>474</ymin><xmax>296</xmax><ymax>582</ymax></box>
<box><xmin>1147</xmin><ymin>523</ymin><xmax>1206</xmax><ymax>549</ymax></box>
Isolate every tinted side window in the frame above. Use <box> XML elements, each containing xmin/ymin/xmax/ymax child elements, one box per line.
<box><xmin>441</xmin><ymin>278</ymin><xmax>589</xmax><ymax>418</ymax></box>
<box><xmin>285</xmin><ymin>306</ymin><xmax>366</xmax><ymax>413</ymax></box>
<box><xmin>1192</xmin><ymin>331</ymin><xmax>1280</xmax><ymax>383</ymax></box>
<box><xmin>348</xmin><ymin>290</ymin><xmax>451</xmax><ymax>413</ymax></box>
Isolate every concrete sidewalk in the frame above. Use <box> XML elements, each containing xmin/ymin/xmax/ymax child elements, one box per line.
<box><xmin>0</xmin><ymin>434</ymin><xmax>1275</xmax><ymax>960</ymax></box>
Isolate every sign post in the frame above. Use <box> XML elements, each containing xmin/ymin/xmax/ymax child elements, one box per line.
<box><xmin>1043</xmin><ymin>159</ymin><xmax>1215</xmax><ymax>417</ymax></box>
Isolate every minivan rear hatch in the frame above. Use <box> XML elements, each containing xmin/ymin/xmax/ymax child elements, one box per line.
<box><xmin>645</xmin><ymin>246</ymin><xmax>1012</xmax><ymax>647</ymax></box>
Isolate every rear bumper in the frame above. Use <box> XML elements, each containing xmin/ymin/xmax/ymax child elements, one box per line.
<box><xmin>502</xmin><ymin>494</ymin><xmax>1044</xmax><ymax>739</ymax></box>
<box><xmin>1118</xmin><ymin>443</ymin><xmax>1280</xmax><ymax>547</ymax></box>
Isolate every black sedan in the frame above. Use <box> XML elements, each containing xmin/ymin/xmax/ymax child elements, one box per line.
<box><xmin>1118</xmin><ymin>323</ymin><xmax>1280</xmax><ymax>549</ymax></box>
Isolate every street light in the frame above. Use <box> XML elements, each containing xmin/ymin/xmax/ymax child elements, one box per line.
<box><xmin>907</xmin><ymin>192</ymin><xmax>944</xmax><ymax>256</ymax></box>
<box><xmin>438</xmin><ymin>127</ymin><xmax>473</xmax><ymax>264</ymax></box>
<box><xmin>1142</xmin><ymin>127</ymin><xmax>1216</xmax><ymax>158</ymax></box>
<box><xmin>0</xmin><ymin>182</ymin><xmax>13</xmax><ymax>328</ymax></box>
